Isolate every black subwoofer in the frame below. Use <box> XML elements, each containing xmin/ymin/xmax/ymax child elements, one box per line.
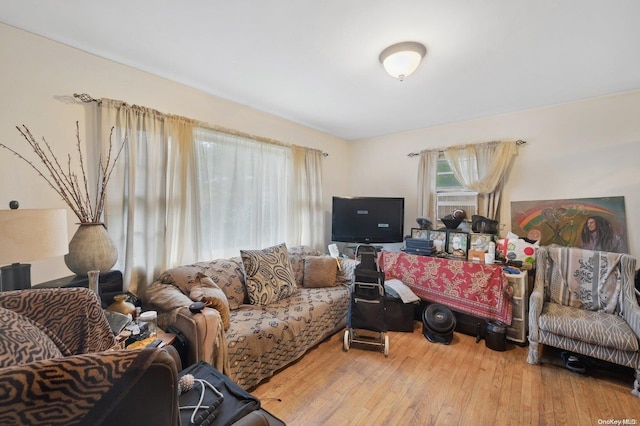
<box><xmin>422</xmin><ymin>304</ymin><xmax>456</xmax><ymax>345</ymax></box>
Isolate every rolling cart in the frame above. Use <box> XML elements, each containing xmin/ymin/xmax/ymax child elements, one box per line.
<box><xmin>343</xmin><ymin>244</ymin><xmax>389</xmax><ymax>356</ymax></box>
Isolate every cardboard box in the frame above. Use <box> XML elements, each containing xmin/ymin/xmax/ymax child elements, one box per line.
<box><xmin>468</xmin><ymin>249</ymin><xmax>487</xmax><ymax>263</ymax></box>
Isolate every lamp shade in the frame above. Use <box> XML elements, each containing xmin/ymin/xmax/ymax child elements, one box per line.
<box><xmin>0</xmin><ymin>208</ymin><xmax>68</xmax><ymax>265</ymax></box>
<box><xmin>379</xmin><ymin>41</ymin><xmax>427</xmax><ymax>81</ymax></box>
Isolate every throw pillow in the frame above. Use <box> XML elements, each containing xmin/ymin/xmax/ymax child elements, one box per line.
<box><xmin>302</xmin><ymin>256</ymin><xmax>339</xmax><ymax>288</ymax></box>
<box><xmin>0</xmin><ymin>307</ymin><xmax>63</xmax><ymax>367</ymax></box>
<box><xmin>189</xmin><ymin>272</ymin><xmax>232</xmax><ymax>330</ymax></box>
<box><xmin>240</xmin><ymin>243</ymin><xmax>298</xmax><ymax>305</ymax></box>
<box><xmin>288</xmin><ymin>246</ymin><xmax>323</xmax><ymax>286</ymax></box>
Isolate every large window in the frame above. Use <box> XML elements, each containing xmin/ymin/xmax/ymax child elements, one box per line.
<box><xmin>195</xmin><ymin>128</ymin><xmax>294</xmax><ymax>259</ymax></box>
<box><xmin>99</xmin><ymin>98</ymin><xmax>324</xmax><ymax>295</ymax></box>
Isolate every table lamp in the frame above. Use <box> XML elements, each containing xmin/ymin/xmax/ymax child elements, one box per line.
<box><xmin>0</xmin><ymin>204</ymin><xmax>68</xmax><ymax>291</ymax></box>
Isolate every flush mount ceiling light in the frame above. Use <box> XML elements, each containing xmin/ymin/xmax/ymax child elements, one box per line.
<box><xmin>379</xmin><ymin>41</ymin><xmax>427</xmax><ymax>81</ymax></box>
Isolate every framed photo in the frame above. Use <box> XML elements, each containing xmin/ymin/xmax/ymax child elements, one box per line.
<box><xmin>469</xmin><ymin>233</ymin><xmax>494</xmax><ymax>252</ymax></box>
<box><xmin>447</xmin><ymin>231</ymin><xmax>469</xmax><ymax>258</ymax></box>
<box><xmin>429</xmin><ymin>230</ymin><xmax>448</xmax><ymax>253</ymax></box>
<box><xmin>411</xmin><ymin>228</ymin><xmax>430</xmax><ymax>239</ymax></box>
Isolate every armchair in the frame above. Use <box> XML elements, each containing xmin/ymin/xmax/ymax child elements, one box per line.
<box><xmin>0</xmin><ymin>287</ymin><xmax>180</xmax><ymax>426</ymax></box>
<box><xmin>527</xmin><ymin>246</ymin><xmax>640</xmax><ymax>397</ymax></box>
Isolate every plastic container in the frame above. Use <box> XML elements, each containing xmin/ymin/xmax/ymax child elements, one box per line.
<box><xmin>138</xmin><ymin>310</ymin><xmax>158</xmax><ymax>337</ymax></box>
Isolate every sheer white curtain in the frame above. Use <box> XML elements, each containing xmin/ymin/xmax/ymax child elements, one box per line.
<box><xmin>99</xmin><ymin>99</ymin><xmax>197</xmax><ymax>297</ymax></box>
<box><xmin>195</xmin><ymin>129</ymin><xmax>323</xmax><ymax>259</ymax></box>
<box><xmin>291</xmin><ymin>146</ymin><xmax>324</xmax><ymax>249</ymax></box>
<box><xmin>444</xmin><ymin>141</ymin><xmax>517</xmax><ymax>220</ymax></box>
<box><xmin>417</xmin><ymin>149</ymin><xmax>440</xmax><ymax>222</ymax></box>
<box><xmin>98</xmin><ymin>101</ymin><xmax>324</xmax><ymax>295</ymax></box>
<box><xmin>163</xmin><ymin>115</ymin><xmax>200</xmax><ymax>267</ymax></box>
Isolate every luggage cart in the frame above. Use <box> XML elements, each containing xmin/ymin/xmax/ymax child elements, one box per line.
<box><xmin>343</xmin><ymin>244</ymin><xmax>389</xmax><ymax>356</ymax></box>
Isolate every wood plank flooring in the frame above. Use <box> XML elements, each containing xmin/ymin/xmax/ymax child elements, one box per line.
<box><xmin>251</xmin><ymin>322</ymin><xmax>639</xmax><ymax>425</ymax></box>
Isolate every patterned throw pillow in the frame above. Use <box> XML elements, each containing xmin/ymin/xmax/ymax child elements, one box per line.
<box><xmin>302</xmin><ymin>256</ymin><xmax>339</xmax><ymax>288</ymax></box>
<box><xmin>0</xmin><ymin>307</ymin><xmax>63</xmax><ymax>367</ymax></box>
<box><xmin>240</xmin><ymin>243</ymin><xmax>298</xmax><ymax>305</ymax></box>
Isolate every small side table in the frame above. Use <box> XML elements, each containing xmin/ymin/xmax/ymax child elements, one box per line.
<box><xmin>157</xmin><ymin>329</ymin><xmax>177</xmax><ymax>348</ymax></box>
<box><xmin>122</xmin><ymin>329</ymin><xmax>177</xmax><ymax>350</ymax></box>
<box><xmin>34</xmin><ymin>270</ymin><xmax>123</xmax><ymax>308</ymax></box>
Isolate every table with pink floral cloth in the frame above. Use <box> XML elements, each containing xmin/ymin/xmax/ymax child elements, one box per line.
<box><xmin>379</xmin><ymin>251</ymin><xmax>512</xmax><ymax>324</ymax></box>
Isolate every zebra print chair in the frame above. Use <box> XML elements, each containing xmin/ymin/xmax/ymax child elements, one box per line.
<box><xmin>527</xmin><ymin>246</ymin><xmax>640</xmax><ymax>398</ymax></box>
<box><xmin>0</xmin><ymin>287</ymin><xmax>180</xmax><ymax>425</ymax></box>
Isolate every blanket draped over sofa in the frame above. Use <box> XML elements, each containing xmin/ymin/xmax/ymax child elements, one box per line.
<box><xmin>147</xmin><ymin>245</ymin><xmax>354</xmax><ymax>389</ymax></box>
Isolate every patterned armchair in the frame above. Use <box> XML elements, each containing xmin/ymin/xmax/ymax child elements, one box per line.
<box><xmin>527</xmin><ymin>246</ymin><xmax>640</xmax><ymax>397</ymax></box>
<box><xmin>0</xmin><ymin>287</ymin><xmax>180</xmax><ymax>425</ymax></box>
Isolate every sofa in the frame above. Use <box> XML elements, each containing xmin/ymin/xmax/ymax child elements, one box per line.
<box><xmin>527</xmin><ymin>246</ymin><xmax>640</xmax><ymax>397</ymax></box>
<box><xmin>0</xmin><ymin>287</ymin><xmax>181</xmax><ymax>426</ymax></box>
<box><xmin>146</xmin><ymin>244</ymin><xmax>354</xmax><ymax>390</ymax></box>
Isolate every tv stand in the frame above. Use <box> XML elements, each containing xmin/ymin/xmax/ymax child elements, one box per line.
<box><xmin>378</xmin><ymin>251</ymin><xmax>512</xmax><ymax>325</ymax></box>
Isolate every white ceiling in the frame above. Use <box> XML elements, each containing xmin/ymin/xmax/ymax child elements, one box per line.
<box><xmin>1</xmin><ymin>0</ymin><xmax>639</xmax><ymax>141</ymax></box>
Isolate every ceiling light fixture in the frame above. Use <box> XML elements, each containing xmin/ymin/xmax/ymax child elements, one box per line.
<box><xmin>379</xmin><ymin>41</ymin><xmax>427</xmax><ymax>81</ymax></box>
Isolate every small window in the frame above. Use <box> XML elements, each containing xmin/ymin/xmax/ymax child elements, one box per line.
<box><xmin>436</xmin><ymin>157</ymin><xmax>463</xmax><ymax>190</ymax></box>
<box><xmin>436</xmin><ymin>157</ymin><xmax>477</xmax><ymax>219</ymax></box>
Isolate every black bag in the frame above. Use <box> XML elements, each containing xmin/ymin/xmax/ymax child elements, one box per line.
<box><xmin>385</xmin><ymin>294</ymin><xmax>417</xmax><ymax>332</ymax></box>
<box><xmin>178</xmin><ymin>361</ymin><xmax>261</xmax><ymax>426</ymax></box>
<box><xmin>165</xmin><ymin>325</ymin><xmax>189</xmax><ymax>368</ymax></box>
<box><xmin>471</xmin><ymin>215</ymin><xmax>499</xmax><ymax>234</ymax></box>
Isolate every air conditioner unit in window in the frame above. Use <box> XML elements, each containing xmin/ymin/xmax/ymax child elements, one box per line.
<box><xmin>436</xmin><ymin>191</ymin><xmax>478</xmax><ymax>220</ymax></box>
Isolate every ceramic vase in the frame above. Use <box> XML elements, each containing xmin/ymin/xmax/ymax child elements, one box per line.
<box><xmin>107</xmin><ymin>294</ymin><xmax>136</xmax><ymax>318</ymax></box>
<box><xmin>64</xmin><ymin>223</ymin><xmax>118</xmax><ymax>275</ymax></box>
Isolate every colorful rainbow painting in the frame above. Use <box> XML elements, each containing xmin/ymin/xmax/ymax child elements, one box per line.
<box><xmin>510</xmin><ymin>196</ymin><xmax>628</xmax><ymax>253</ymax></box>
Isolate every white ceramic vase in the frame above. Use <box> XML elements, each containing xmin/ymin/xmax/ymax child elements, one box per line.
<box><xmin>64</xmin><ymin>223</ymin><xmax>118</xmax><ymax>275</ymax></box>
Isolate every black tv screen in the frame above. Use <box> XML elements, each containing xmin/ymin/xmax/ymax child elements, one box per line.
<box><xmin>331</xmin><ymin>196</ymin><xmax>405</xmax><ymax>243</ymax></box>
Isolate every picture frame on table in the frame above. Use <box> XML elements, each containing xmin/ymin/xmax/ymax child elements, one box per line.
<box><xmin>447</xmin><ymin>231</ymin><xmax>469</xmax><ymax>258</ymax></box>
<box><xmin>429</xmin><ymin>230</ymin><xmax>448</xmax><ymax>253</ymax></box>
<box><xmin>469</xmin><ymin>233</ymin><xmax>494</xmax><ymax>252</ymax></box>
<box><xmin>410</xmin><ymin>228</ymin><xmax>430</xmax><ymax>239</ymax></box>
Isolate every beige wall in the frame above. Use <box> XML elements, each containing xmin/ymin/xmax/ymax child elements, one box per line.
<box><xmin>0</xmin><ymin>24</ymin><xmax>350</xmax><ymax>283</ymax></box>
<box><xmin>2</xmin><ymin>23</ymin><xmax>639</xmax><ymax>285</ymax></box>
<box><xmin>349</xmin><ymin>90</ymin><xmax>640</xmax><ymax>257</ymax></box>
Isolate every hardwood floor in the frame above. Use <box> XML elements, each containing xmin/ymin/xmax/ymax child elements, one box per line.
<box><xmin>252</xmin><ymin>322</ymin><xmax>639</xmax><ymax>425</ymax></box>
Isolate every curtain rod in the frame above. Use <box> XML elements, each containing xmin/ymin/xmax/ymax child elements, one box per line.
<box><xmin>73</xmin><ymin>93</ymin><xmax>329</xmax><ymax>157</ymax></box>
<box><xmin>406</xmin><ymin>139</ymin><xmax>527</xmax><ymax>157</ymax></box>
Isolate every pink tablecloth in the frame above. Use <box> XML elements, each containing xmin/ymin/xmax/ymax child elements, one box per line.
<box><xmin>379</xmin><ymin>251</ymin><xmax>512</xmax><ymax>324</ymax></box>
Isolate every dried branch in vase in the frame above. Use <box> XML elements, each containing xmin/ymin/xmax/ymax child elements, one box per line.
<box><xmin>0</xmin><ymin>122</ymin><xmax>126</xmax><ymax>223</ymax></box>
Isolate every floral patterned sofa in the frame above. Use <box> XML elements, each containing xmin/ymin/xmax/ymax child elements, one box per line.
<box><xmin>527</xmin><ymin>245</ymin><xmax>640</xmax><ymax>397</ymax></box>
<box><xmin>147</xmin><ymin>244</ymin><xmax>354</xmax><ymax>389</ymax></box>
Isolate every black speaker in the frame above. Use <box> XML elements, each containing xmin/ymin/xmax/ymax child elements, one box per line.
<box><xmin>422</xmin><ymin>304</ymin><xmax>456</xmax><ymax>345</ymax></box>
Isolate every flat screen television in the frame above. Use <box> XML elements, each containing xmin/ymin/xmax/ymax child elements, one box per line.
<box><xmin>331</xmin><ymin>196</ymin><xmax>405</xmax><ymax>244</ymax></box>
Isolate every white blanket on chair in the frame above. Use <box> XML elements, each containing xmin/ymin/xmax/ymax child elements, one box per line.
<box><xmin>548</xmin><ymin>247</ymin><xmax>623</xmax><ymax>314</ymax></box>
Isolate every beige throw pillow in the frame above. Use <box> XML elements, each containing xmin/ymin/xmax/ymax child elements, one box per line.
<box><xmin>303</xmin><ymin>256</ymin><xmax>339</xmax><ymax>288</ymax></box>
<box><xmin>241</xmin><ymin>243</ymin><xmax>298</xmax><ymax>305</ymax></box>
